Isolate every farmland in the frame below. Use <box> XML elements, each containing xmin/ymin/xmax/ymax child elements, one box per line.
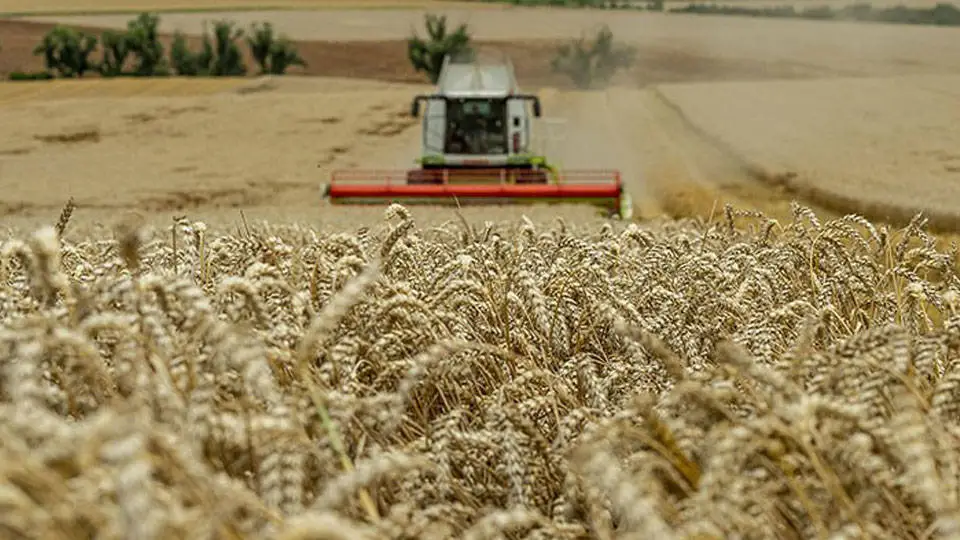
<box><xmin>2</xmin><ymin>6</ymin><xmax>960</xmax><ymax>228</ymax></box>
<box><xmin>656</xmin><ymin>75</ymin><xmax>960</xmax><ymax>229</ymax></box>
<box><xmin>3</xmin><ymin>1</ymin><xmax>960</xmax><ymax>538</ymax></box>
<box><xmin>0</xmin><ymin>76</ymin><xmax>251</xmax><ymax>105</ymax></box>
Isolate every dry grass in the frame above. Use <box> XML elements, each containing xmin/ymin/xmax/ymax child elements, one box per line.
<box><xmin>0</xmin><ymin>78</ymin><xmax>251</xmax><ymax>107</ymax></box>
<box><xmin>656</xmin><ymin>75</ymin><xmax>960</xmax><ymax>231</ymax></box>
<box><xmin>0</xmin><ymin>81</ymin><xmax>636</xmax><ymax>229</ymax></box>
<box><xmin>0</xmin><ymin>82</ymin><xmax>430</xmax><ymax>219</ymax></box>
<box><xmin>0</xmin><ymin>79</ymin><xmax>903</xmax><ymax>233</ymax></box>
<box><xmin>2</xmin><ymin>202</ymin><xmax>960</xmax><ymax>538</ymax></box>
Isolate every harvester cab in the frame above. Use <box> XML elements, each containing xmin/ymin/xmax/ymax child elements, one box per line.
<box><xmin>407</xmin><ymin>54</ymin><xmax>550</xmax><ymax>183</ymax></box>
<box><xmin>323</xmin><ymin>52</ymin><xmax>632</xmax><ymax>219</ymax></box>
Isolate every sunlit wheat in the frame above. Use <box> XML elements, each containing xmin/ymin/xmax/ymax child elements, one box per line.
<box><xmin>0</xmin><ymin>202</ymin><xmax>958</xmax><ymax>538</ymax></box>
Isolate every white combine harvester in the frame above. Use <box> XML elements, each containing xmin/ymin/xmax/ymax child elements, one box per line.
<box><xmin>408</xmin><ymin>51</ymin><xmax>547</xmax><ymax>182</ymax></box>
<box><xmin>324</xmin><ymin>51</ymin><xmax>631</xmax><ymax>219</ymax></box>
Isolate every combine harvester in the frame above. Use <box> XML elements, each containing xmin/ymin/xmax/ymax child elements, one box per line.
<box><xmin>322</xmin><ymin>53</ymin><xmax>632</xmax><ymax>219</ymax></box>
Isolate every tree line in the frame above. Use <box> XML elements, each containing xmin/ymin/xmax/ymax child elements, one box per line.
<box><xmin>3</xmin><ymin>11</ymin><xmax>637</xmax><ymax>89</ymax></box>
<box><xmin>9</xmin><ymin>13</ymin><xmax>305</xmax><ymax>80</ymax></box>
<box><xmin>408</xmin><ymin>14</ymin><xmax>636</xmax><ymax>89</ymax></box>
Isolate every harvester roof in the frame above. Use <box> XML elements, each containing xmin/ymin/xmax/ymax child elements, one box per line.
<box><xmin>436</xmin><ymin>55</ymin><xmax>521</xmax><ymax>99</ymax></box>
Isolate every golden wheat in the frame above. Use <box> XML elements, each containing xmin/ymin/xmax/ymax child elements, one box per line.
<box><xmin>1</xmin><ymin>202</ymin><xmax>960</xmax><ymax>538</ymax></box>
<box><xmin>0</xmin><ymin>79</ymin><xmax>257</xmax><ymax>108</ymax></box>
<box><xmin>656</xmin><ymin>76</ymin><xmax>960</xmax><ymax>230</ymax></box>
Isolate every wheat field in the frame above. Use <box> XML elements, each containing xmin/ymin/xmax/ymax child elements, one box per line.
<box><xmin>0</xmin><ymin>78</ymin><xmax>254</xmax><ymax>106</ymax></box>
<box><xmin>2</xmin><ymin>201</ymin><xmax>960</xmax><ymax>538</ymax></box>
<box><xmin>656</xmin><ymin>75</ymin><xmax>960</xmax><ymax>229</ymax></box>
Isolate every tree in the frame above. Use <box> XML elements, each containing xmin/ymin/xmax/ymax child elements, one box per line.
<box><xmin>169</xmin><ymin>20</ymin><xmax>246</xmax><ymax>76</ymax></box>
<box><xmin>407</xmin><ymin>14</ymin><xmax>473</xmax><ymax>84</ymax></box>
<box><xmin>551</xmin><ymin>25</ymin><xmax>635</xmax><ymax>89</ymax></box>
<box><xmin>125</xmin><ymin>12</ymin><xmax>168</xmax><ymax>76</ymax></box>
<box><xmin>205</xmin><ymin>20</ymin><xmax>247</xmax><ymax>76</ymax></box>
<box><xmin>33</xmin><ymin>26</ymin><xmax>99</xmax><ymax>78</ymax></box>
<box><xmin>246</xmin><ymin>21</ymin><xmax>306</xmax><ymax>75</ymax></box>
<box><xmin>100</xmin><ymin>29</ymin><xmax>132</xmax><ymax>76</ymax></box>
<box><xmin>170</xmin><ymin>30</ymin><xmax>209</xmax><ymax>76</ymax></box>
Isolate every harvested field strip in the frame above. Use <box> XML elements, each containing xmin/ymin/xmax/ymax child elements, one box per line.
<box><xmin>655</xmin><ymin>75</ymin><xmax>960</xmax><ymax>231</ymax></box>
<box><xmin>0</xmin><ymin>77</ymin><xmax>249</xmax><ymax>105</ymax></box>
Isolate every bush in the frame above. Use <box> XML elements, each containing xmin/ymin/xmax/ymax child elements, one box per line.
<box><xmin>930</xmin><ymin>2</ymin><xmax>960</xmax><ymax>25</ymax></box>
<box><xmin>246</xmin><ymin>22</ymin><xmax>306</xmax><ymax>75</ymax></box>
<box><xmin>99</xmin><ymin>29</ymin><xmax>132</xmax><ymax>77</ymax></box>
<box><xmin>204</xmin><ymin>20</ymin><xmax>247</xmax><ymax>76</ymax></box>
<box><xmin>29</xmin><ymin>12</ymin><xmax>311</xmax><ymax>80</ymax></box>
<box><xmin>8</xmin><ymin>70</ymin><xmax>55</xmax><ymax>81</ymax></box>
<box><xmin>407</xmin><ymin>14</ymin><xmax>473</xmax><ymax>84</ymax></box>
<box><xmin>124</xmin><ymin>12</ymin><xmax>168</xmax><ymax>76</ymax></box>
<box><xmin>33</xmin><ymin>26</ymin><xmax>99</xmax><ymax>78</ymax></box>
<box><xmin>170</xmin><ymin>30</ymin><xmax>210</xmax><ymax>76</ymax></box>
<box><xmin>170</xmin><ymin>20</ymin><xmax>247</xmax><ymax>76</ymax></box>
<box><xmin>551</xmin><ymin>25</ymin><xmax>635</xmax><ymax>89</ymax></box>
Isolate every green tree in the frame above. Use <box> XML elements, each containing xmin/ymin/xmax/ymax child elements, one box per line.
<box><xmin>551</xmin><ymin>25</ymin><xmax>635</xmax><ymax>89</ymax></box>
<box><xmin>33</xmin><ymin>26</ymin><xmax>99</xmax><ymax>78</ymax></box>
<box><xmin>169</xmin><ymin>21</ymin><xmax>246</xmax><ymax>76</ymax></box>
<box><xmin>170</xmin><ymin>30</ymin><xmax>209</xmax><ymax>76</ymax></box>
<box><xmin>126</xmin><ymin>12</ymin><xmax>168</xmax><ymax>76</ymax></box>
<box><xmin>407</xmin><ymin>14</ymin><xmax>473</xmax><ymax>84</ymax></box>
<box><xmin>205</xmin><ymin>20</ymin><xmax>247</xmax><ymax>76</ymax></box>
<box><xmin>246</xmin><ymin>21</ymin><xmax>306</xmax><ymax>75</ymax></box>
<box><xmin>100</xmin><ymin>29</ymin><xmax>132</xmax><ymax>76</ymax></box>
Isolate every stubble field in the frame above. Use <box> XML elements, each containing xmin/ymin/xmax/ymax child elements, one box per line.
<box><xmin>3</xmin><ymin>4</ymin><xmax>960</xmax><ymax>538</ymax></box>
